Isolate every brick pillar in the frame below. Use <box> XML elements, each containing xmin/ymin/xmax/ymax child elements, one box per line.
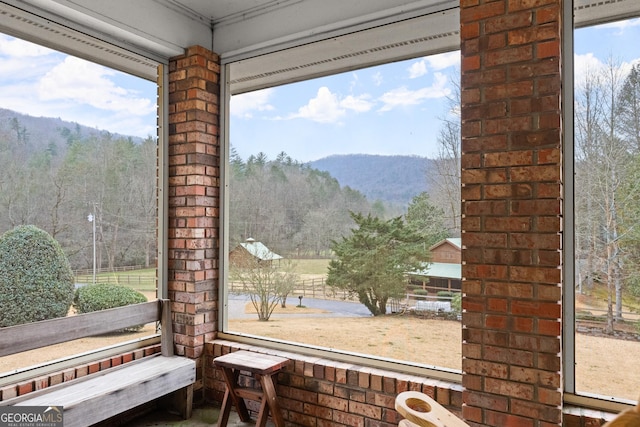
<box><xmin>168</xmin><ymin>45</ymin><xmax>220</xmax><ymax>368</ymax></box>
<box><xmin>460</xmin><ymin>1</ymin><xmax>563</xmax><ymax>426</ymax></box>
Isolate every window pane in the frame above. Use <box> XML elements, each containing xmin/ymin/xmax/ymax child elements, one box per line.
<box><xmin>226</xmin><ymin>52</ymin><xmax>463</xmax><ymax>371</ymax></box>
<box><xmin>0</xmin><ymin>33</ymin><xmax>158</xmax><ymax>372</ymax></box>
<box><xmin>574</xmin><ymin>17</ymin><xmax>640</xmax><ymax>401</ymax></box>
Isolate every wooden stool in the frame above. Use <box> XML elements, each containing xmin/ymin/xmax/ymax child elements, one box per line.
<box><xmin>214</xmin><ymin>350</ymin><xmax>289</xmax><ymax>427</ymax></box>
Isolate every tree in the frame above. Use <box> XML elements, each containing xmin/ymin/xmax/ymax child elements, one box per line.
<box><xmin>0</xmin><ymin>225</ymin><xmax>74</xmax><ymax>327</ymax></box>
<box><xmin>618</xmin><ymin>63</ymin><xmax>640</xmax><ymax>151</ymax></box>
<box><xmin>574</xmin><ymin>58</ymin><xmax>640</xmax><ymax>333</ymax></box>
<box><xmin>429</xmin><ymin>71</ymin><xmax>461</xmax><ymax>235</ymax></box>
<box><xmin>326</xmin><ymin>213</ymin><xmax>428</xmax><ymax>316</ymax></box>
<box><xmin>405</xmin><ymin>192</ymin><xmax>449</xmax><ymax>249</ymax></box>
<box><xmin>230</xmin><ymin>256</ymin><xmax>299</xmax><ymax>321</ymax></box>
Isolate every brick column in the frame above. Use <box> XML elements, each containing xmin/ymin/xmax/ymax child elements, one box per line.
<box><xmin>168</xmin><ymin>45</ymin><xmax>220</xmax><ymax>367</ymax></box>
<box><xmin>460</xmin><ymin>1</ymin><xmax>563</xmax><ymax>426</ymax></box>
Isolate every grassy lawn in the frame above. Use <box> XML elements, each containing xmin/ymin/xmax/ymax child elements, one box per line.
<box><xmin>290</xmin><ymin>258</ymin><xmax>330</xmax><ymax>275</ymax></box>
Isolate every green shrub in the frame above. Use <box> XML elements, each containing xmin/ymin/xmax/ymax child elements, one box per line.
<box><xmin>437</xmin><ymin>291</ymin><xmax>454</xmax><ymax>301</ymax></box>
<box><xmin>0</xmin><ymin>225</ymin><xmax>75</xmax><ymax>327</ymax></box>
<box><xmin>74</xmin><ymin>283</ymin><xmax>147</xmax><ymax>332</ymax></box>
<box><xmin>74</xmin><ymin>283</ymin><xmax>147</xmax><ymax>313</ymax></box>
<box><xmin>413</xmin><ymin>289</ymin><xmax>428</xmax><ymax>300</ymax></box>
<box><xmin>451</xmin><ymin>292</ymin><xmax>462</xmax><ymax>313</ymax></box>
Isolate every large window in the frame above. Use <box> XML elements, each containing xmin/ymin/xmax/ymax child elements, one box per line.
<box><xmin>571</xmin><ymin>12</ymin><xmax>640</xmax><ymax>402</ymax></box>
<box><xmin>222</xmin><ymin>10</ymin><xmax>464</xmax><ymax>376</ymax></box>
<box><xmin>0</xmin><ymin>32</ymin><xmax>160</xmax><ymax>376</ymax></box>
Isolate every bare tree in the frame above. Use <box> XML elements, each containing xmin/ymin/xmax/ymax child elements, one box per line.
<box><xmin>230</xmin><ymin>256</ymin><xmax>299</xmax><ymax>321</ymax></box>
<box><xmin>428</xmin><ymin>72</ymin><xmax>461</xmax><ymax>236</ymax></box>
<box><xmin>574</xmin><ymin>58</ymin><xmax>639</xmax><ymax>332</ymax></box>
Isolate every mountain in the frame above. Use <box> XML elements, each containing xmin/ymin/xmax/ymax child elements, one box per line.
<box><xmin>1</xmin><ymin>109</ymin><xmax>430</xmax><ymax>207</ymax></box>
<box><xmin>309</xmin><ymin>154</ymin><xmax>432</xmax><ymax>207</ymax></box>
<box><xmin>0</xmin><ymin>108</ymin><xmax>143</xmax><ymax>151</ymax></box>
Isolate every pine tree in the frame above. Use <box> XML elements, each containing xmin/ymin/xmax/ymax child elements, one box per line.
<box><xmin>327</xmin><ymin>212</ymin><xmax>427</xmax><ymax>316</ymax></box>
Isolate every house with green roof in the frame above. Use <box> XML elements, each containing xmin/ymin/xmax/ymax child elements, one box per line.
<box><xmin>409</xmin><ymin>238</ymin><xmax>461</xmax><ymax>293</ymax></box>
<box><xmin>229</xmin><ymin>238</ymin><xmax>283</xmax><ymax>267</ymax></box>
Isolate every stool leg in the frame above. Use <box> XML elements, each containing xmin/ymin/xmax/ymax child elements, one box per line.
<box><xmin>255</xmin><ymin>387</ymin><xmax>270</xmax><ymax>427</ymax></box>
<box><xmin>258</xmin><ymin>373</ymin><xmax>285</xmax><ymax>427</ymax></box>
<box><xmin>216</xmin><ymin>386</ymin><xmax>233</xmax><ymax>427</ymax></box>
<box><xmin>219</xmin><ymin>367</ymin><xmax>251</xmax><ymax>423</ymax></box>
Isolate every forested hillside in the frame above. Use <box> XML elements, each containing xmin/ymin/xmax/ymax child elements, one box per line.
<box><xmin>228</xmin><ymin>151</ymin><xmax>374</xmax><ymax>256</ymax></box>
<box><xmin>310</xmin><ymin>154</ymin><xmax>431</xmax><ymax>207</ymax></box>
<box><xmin>0</xmin><ymin>109</ymin><xmax>443</xmax><ymax>267</ymax></box>
<box><xmin>0</xmin><ymin>110</ymin><xmax>156</xmax><ymax>270</ymax></box>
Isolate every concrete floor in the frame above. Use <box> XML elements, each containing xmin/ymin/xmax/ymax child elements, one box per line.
<box><xmin>126</xmin><ymin>405</ymin><xmax>275</xmax><ymax>427</ymax></box>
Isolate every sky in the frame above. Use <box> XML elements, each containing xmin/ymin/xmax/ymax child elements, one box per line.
<box><xmin>1</xmin><ymin>17</ymin><xmax>640</xmax><ymax>161</ymax></box>
<box><xmin>0</xmin><ymin>34</ymin><xmax>157</xmax><ymax>138</ymax></box>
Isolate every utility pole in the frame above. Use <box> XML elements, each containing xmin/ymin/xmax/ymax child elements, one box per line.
<box><xmin>88</xmin><ymin>206</ymin><xmax>96</xmax><ymax>284</ymax></box>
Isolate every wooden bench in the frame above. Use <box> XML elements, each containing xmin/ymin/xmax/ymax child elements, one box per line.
<box><xmin>0</xmin><ymin>298</ymin><xmax>196</xmax><ymax>427</ymax></box>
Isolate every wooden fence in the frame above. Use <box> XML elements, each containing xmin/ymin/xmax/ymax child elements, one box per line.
<box><xmin>74</xmin><ymin>273</ymin><xmax>156</xmax><ymax>290</ymax></box>
<box><xmin>229</xmin><ymin>278</ymin><xmax>357</xmax><ymax>301</ymax></box>
<box><xmin>73</xmin><ymin>265</ymin><xmax>146</xmax><ymax>276</ymax></box>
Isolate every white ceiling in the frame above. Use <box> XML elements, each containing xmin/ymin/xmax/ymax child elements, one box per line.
<box><xmin>7</xmin><ymin>0</ymin><xmax>458</xmax><ymax>60</ymax></box>
<box><xmin>1</xmin><ymin>0</ymin><xmax>639</xmax><ymax>82</ymax></box>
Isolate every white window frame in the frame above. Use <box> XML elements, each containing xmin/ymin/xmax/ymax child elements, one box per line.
<box><xmin>218</xmin><ymin>7</ymin><xmax>464</xmax><ymax>383</ymax></box>
<box><xmin>0</xmin><ymin>4</ymin><xmax>167</xmax><ymax>385</ymax></box>
<box><xmin>564</xmin><ymin>0</ymin><xmax>640</xmax><ymax>412</ymax></box>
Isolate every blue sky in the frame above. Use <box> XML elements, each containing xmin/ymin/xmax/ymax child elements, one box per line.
<box><xmin>0</xmin><ymin>34</ymin><xmax>157</xmax><ymax>138</ymax></box>
<box><xmin>1</xmin><ymin>17</ymin><xmax>639</xmax><ymax>160</ymax></box>
<box><xmin>230</xmin><ymin>52</ymin><xmax>460</xmax><ymax>162</ymax></box>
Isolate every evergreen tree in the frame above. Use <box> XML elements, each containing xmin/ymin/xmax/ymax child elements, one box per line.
<box><xmin>327</xmin><ymin>212</ymin><xmax>427</xmax><ymax>316</ymax></box>
<box><xmin>405</xmin><ymin>192</ymin><xmax>449</xmax><ymax>248</ymax></box>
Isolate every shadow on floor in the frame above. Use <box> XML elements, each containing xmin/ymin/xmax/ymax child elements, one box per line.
<box><xmin>125</xmin><ymin>405</ymin><xmax>275</xmax><ymax>427</ymax></box>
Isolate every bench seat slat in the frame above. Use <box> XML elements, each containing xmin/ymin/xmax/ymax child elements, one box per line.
<box><xmin>0</xmin><ymin>301</ymin><xmax>160</xmax><ymax>357</ymax></box>
<box><xmin>5</xmin><ymin>355</ymin><xmax>195</xmax><ymax>427</ymax></box>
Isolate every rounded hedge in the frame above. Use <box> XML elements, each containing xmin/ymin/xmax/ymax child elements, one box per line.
<box><xmin>0</xmin><ymin>225</ymin><xmax>75</xmax><ymax>327</ymax></box>
<box><xmin>74</xmin><ymin>283</ymin><xmax>147</xmax><ymax>314</ymax></box>
<box><xmin>74</xmin><ymin>283</ymin><xmax>147</xmax><ymax>332</ymax></box>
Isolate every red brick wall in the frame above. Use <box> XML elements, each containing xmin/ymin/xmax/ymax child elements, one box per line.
<box><xmin>168</xmin><ymin>46</ymin><xmax>221</xmax><ymax>393</ymax></box>
<box><xmin>460</xmin><ymin>1</ymin><xmax>563</xmax><ymax>426</ymax></box>
<box><xmin>204</xmin><ymin>343</ymin><xmax>614</xmax><ymax>426</ymax></box>
<box><xmin>206</xmin><ymin>340</ymin><xmax>463</xmax><ymax>427</ymax></box>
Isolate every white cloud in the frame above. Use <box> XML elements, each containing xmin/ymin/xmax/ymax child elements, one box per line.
<box><xmin>426</xmin><ymin>51</ymin><xmax>460</xmax><ymax>71</ymax></box>
<box><xmin>0</xmin><ymin>35</ymin><xmax>156</xmax><ymax>138</ymax></box>
<box><xmin>292</xmin><ymin>87</ymin><xmax>345</xmax><ymax>123</ymax></box>
<box><xmin>573</xmin><ymin>53</ymin><xmax>638</xmax><ymax>89</ymax></box>
<box><xmin>0</xmin><ymin>37</ymin><xmax>59</xmax><ymax>81</ymax></box>
<box><xmin>378</xmin><ymin>72</ymin><xmax>450</xmax><ymax>112</ymax></box>
<box><xmin>37</xmin><ymin>56</ymin><xmax>154</xmax><ymax>116</ymax></box>
<box><xmin>341</xmin><ymin>94</ymin><xmax>374</xmax><ymax>113</ymax></box>
<box><xmin>372</xmin><ymin>72</ymin><xmax>383</xmax><ymax>86</ymax></box>
<box><xmin>598</xmin><ymin>17</ymin><xmax>640</xmax><ymax>34</ymax></box>
<box><xmin>0</xmin><ymin>34</ymin><xmax>54</xmax><ymax>57</ymax></box>
<box><xmin>231</xmin><ymin>88</ymin><xmax>275</xmax><ymax>118</ymax></box>
<box><xmin>288</xmin><ymin>87</ymin><xmax>374</xmax><ymax>123</ymax></box>
<box><xmin>574</xmin><ymin>52</ymin><xmax>604</xmax><ymax>87</ymax></box>
<box><xmin>408</xmin><ymin>60</ymin><xmax>428</xmax><ymax>79</ymax></box>
<box><xmin>408</xmin><ymin>51</ymin><xmax>460</xmax><ymax>79</ymax></box>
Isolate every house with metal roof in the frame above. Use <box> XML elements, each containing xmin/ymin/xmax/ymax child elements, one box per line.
<box><xmin>229</xmin><ymin>238</ymin><xmax>283</xmax><ymax>267</ymax></box>
<box><xmin>409</xmin><ymin>238</ymin><xmax>461</xmax><ymax>293</ymax></box>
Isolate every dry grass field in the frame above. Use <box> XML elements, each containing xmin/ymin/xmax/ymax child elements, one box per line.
<box><xmin>229</xmin><ymin>305</ymin><xmax>640</xmax><ymax>402</ymax></box>
<box><xmin>2</xmin><ymin>266</ymin><xmax>639</xmax><ymax>403</ymax></box>
<box><xmin>2</xmin><ymin>312</ymin><xmax>639</xmax><ymax>402</ymax></box>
